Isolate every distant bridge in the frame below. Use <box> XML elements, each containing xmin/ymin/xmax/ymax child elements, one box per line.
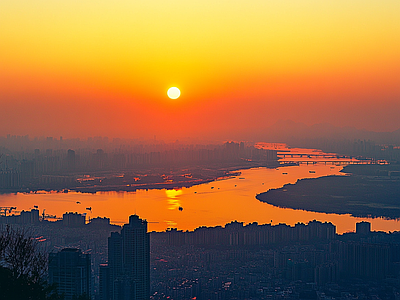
<box><xmin>279</xmin><ymin>160</ymin><xmax>375</xmax><ymax>165</ymax></box>
<box><xmin>278</xmin><ymin>152</ymin><xmax>355</xmax><ymax>159</ymax></box>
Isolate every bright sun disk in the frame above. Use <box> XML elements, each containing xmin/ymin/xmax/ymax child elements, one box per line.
<box><xmin>167</xmin><ymin>87</ymin><xmax>180</xmax><ymax>99</ymax></box>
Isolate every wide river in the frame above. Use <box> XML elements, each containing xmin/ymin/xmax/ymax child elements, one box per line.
<box><xmin>1</xmin><ymin>147</ymin><xmax>399</xmax><ymax>234</ymax></box>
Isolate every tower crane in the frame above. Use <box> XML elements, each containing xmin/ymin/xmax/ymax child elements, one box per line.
<box><xmin>0</xmin><ymin>207</ymin><xmax>18</xmax><ymax>217</ymax></box>
<box><xmin>41</xmin><ymin>209</ymin><xmax>62</xmax><ymax>221</ymax></box>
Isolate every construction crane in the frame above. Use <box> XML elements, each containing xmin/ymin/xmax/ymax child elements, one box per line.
<box><xmin>0</xmin><ymin>206</ymin><xmax>18</xmax><ymax>217</ymax></box>
<box><xmin>41</xmin><ymin>209</ymin><xmax>62</xmax><ymax>221</ymax></box>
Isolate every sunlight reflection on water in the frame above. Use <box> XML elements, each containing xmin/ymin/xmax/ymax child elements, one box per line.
<box><xmin>0</xmin><ymin>147</ymin><xmax>397</xmax><ymax>233</ymax></box>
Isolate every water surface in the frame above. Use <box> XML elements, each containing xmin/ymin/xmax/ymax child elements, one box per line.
<box><xmin>1</xmin><ymin>163</ymin><xmax>399</xmax><ymax>234</ymax></box>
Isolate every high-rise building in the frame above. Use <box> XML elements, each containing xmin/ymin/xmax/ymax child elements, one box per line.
<box><xmin>356</xmin><ymin>221</ymin><xmax>371</xmax><ymax>235</ymax></box>
<box><xmin>48</xmin><ymin>248</ymin><xmax>92</xmax><ymax>300</ymax></box>
<box><xmin>101</xmin><ymin>214</ymin><xmax>150</xmax><ymax>300</ymax></box>
<box><xmin>342</xmin><ymin>242</ymin><xmax>390</xmax><ymax>280</ymax></box>
<box><xmin>63</xmin><ymin>212</ymin><xmax>86</xmax><ymax>227</ymax></box>
<box><xmin>99</xmin><ymin>264</ymin><xmax>111</xmax><ymax>300</ymax></box>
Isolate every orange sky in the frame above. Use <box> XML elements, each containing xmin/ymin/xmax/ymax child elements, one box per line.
<box><xmin>1</xmin><ymin>0</ymin><xmax>400</xmax><ymax>140</ymax></box>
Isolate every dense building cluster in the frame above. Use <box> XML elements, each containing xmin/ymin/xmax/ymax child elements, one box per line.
<box><xmin>166</xmin><ymin>220</ymin><xmax>336</xmax><ymax>247</ymax></box>
<box><xmin>3</xmin><ymin>209</ymin><xmax>400</xmax><ymax>300</ymax></box>
<box><xmin>151</xmin><ymin>223</ymin><xmax>400</xmax><ymax>300</ymax></box>
<box><xmin>0</xmin><ymin>136</ymin><xmax>277</xmax><ymax>191</ymax></box>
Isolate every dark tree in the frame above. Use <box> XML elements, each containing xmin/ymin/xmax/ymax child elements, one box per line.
<box><xmin>0</xmin><ymin>225</ymin><xmax>63</xmax><ymax>300</ymax></box>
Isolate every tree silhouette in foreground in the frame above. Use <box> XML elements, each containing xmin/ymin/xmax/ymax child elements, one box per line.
<box><xmin>0</xmin><ymin>225</ymin><xmax>63</xmax><ymax>300</ymax></box>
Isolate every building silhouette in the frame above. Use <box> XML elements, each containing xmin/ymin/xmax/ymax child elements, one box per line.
<box><xmin>167</xmin><ymin>220</ymin><xmax>336</xmax><ymax>246</ymax></box>
<box><xmin>340</xmin><ymin>241</ymin><xmax>391</xmax><ymax>280</ymax></box>
<box><xmin>101</xmin><ymin>214</ymin><xmax>150</xmax><ymax>300</ymax></box>
<box><xmin>48</xmin><ymin>248</ymin><xmax>92</xmax><ymax>300</ymax></box>
<box><xmin>99</xmin><ymin>264</ymin><xmax>111</xmax><ymax>300</ymax></box>
<box><xmin>0</xmin><ymin>208</ymin><xmax>39</xmax><ymax>225</ymax></box>
<box><xmin>63</xmin><ymin>212</ymin><xmax>86</xmax><ymax>227</ymax></box>
<box><xmin>356</xmin><ymin>221</ymin><xmax>371</xmax><ymax>235</ymax></box>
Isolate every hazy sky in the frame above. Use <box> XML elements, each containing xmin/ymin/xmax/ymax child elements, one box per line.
<box><xmin>1</xmin><ymin>0</ymin><xmax>400</xmax><ymax>140</ymax></box>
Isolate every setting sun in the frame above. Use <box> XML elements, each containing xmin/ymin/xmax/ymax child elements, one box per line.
<box><xmin>167</xmin><ymin>87</ymin><xmax>181</xmax><ymax>99</ymax></box>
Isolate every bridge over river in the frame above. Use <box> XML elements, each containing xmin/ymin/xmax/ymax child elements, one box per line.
<box><xmin>279</xmin><ymin>160</ymin><xmax>376</xmax><ymax>165</ymax></box>
<box><xmin>279</xmin><ymin>152</ymin><xmax>357</xmax><ymax>159</ymax></box>
<box><xmin>277</xmin><ymin>152</ymin><xmax>382</xmax><ymax>165</ymax></box>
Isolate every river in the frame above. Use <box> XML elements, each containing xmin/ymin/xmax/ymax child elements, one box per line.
<box><xmin>0</xmin><ymin>146</ymin><xmax>399</xmax><ymax>234</ymax></box>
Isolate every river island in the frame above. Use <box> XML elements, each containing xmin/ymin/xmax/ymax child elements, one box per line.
<box><xmin>256</xmin><ymin>164</ymin><xmax>400</xmax><ymax>219</ymax></box>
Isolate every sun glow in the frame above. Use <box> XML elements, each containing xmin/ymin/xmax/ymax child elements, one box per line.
<box><xmin>167</xmin><ymin>87</ymin><xmax>181</xmax><ymax>99</ymax></box>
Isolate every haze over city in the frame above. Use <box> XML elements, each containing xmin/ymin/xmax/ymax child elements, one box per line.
<box><xmin>1</xmin><ymin>1</ymin><xmax>400</xmax><ymax>300</ymax></box>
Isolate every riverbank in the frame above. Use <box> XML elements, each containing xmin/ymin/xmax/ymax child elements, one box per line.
<box><xmin>256</xmin><ymin>164</ymin><xmax>400</xmax><ymax>219</ymax></box>
<box><xmin>0</xmin><ymin>160</ymin><xmax>278</xmax><ymax>194</ymax></box>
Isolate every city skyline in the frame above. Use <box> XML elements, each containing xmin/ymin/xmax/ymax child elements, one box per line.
<box><xmin>1</xmin><ymin>1</ymin><xmax>400</xmax><ymax>298</ymax></box>
<box><xmin>3</xmin><ymin>207</ymin><xmax>400</xmax><ymax>299</ymax></box>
